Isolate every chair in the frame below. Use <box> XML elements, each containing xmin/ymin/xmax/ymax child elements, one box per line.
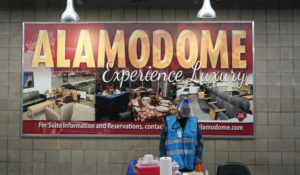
<box><xmin>218</xmin><ymin>96</ymin><xmax>250</xmax><ymax>120</ymax></box>
<box><xmin>55</xmin><ymin>89</ymin><xmax>73</xmax><ymax>105</ymax></box>
<box><xmin>131</xmin><ymin>91</ymin><xmax>137</xmax><ymax>99</ymax></box>
<box><xmin>45</xmin><ymin>103</ymin><xmax>73</xmax><ymax>121</ymax></box>
<box><xmin>208</xmin><ymin>90</ymin><xmax>230</xmax><ymax>120</ymax></box>
<box><xmin>198</xmin><ymin>88</ymin><xmax>213</xmax><ymax>113</ymax></box>
<box><xmin>69</xmin><ymin>89</ymin><xmax>78</xmax><ymax>101</ymax></box>
<box><xmin>159</xmin><ymin>91</ymin><xmax>164</xmax><ymax>98</ymax></box>
<box><xmin>149</xmin><ymin>90</ymin><xmax>156</xmax><ymax>96</ymax></box>
<box><xmin>217</xmin><ymin>162</ymin><xmax>251</xmax><ymax>175</ymax></box>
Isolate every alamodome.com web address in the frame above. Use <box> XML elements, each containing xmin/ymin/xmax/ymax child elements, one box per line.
<box><xmin>199</xmin><ymin>124</ymin><xmax>244</xmax><ymax>131</ymax></box>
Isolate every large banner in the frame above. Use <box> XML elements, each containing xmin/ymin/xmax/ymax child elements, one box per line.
<box><xmin>21</xmin><ymin>22</ymin><xmax>254</xmax><ymax>137</ymax></box>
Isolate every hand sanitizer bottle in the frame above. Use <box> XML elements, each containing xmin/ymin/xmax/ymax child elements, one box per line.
<box><xmin>175</xmin><ymin>169</ymin><xmax>182</xmax><ymax>175</ymax></box>
<box><xmin>172</xmin><ymin>161</ymin><xmax>181</xmax><ymax>175</ymax></box>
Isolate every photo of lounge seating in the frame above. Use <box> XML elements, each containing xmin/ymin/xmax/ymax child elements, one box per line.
<box><xmin>176</xmin><ymin>74</ymin><xmax>254</xmax><ymax>122</ymax></box>
<box><xmin>197</xmin><ymin>87</ymin><xmax>253</xmax><ymax>122</ymax></box>
<box><xmin>22</xmin><ymin>72</ymin><xmax>96</xmax><ymax>121</ymax></box>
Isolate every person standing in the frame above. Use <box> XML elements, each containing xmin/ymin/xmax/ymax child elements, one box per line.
<box><xmin>159</xmin><ymin>99</ymin><xmax>204</xmax><ymax>174</ymax></box>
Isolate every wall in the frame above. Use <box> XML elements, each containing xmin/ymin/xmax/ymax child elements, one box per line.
<box><xmin>23</xmin><ymin>68</ymin><xmax>52</xmax><ymax>94</ymax></box>
<box><xmin>22</xmin><ymin>34</ymin><xmax>53</xmax><ymax>94</ymax></box>
<box><xmin>0</xmin><ymin>3</ymin><xmax>300</xmax><ymax>175</ymax></box>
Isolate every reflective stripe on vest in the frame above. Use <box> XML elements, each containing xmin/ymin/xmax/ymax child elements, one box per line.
<box><xmin>166</xmin><ymin>149</ymin><xmax>195</xmax><ymax>156</ymax></box>
<box><xmin>165</xmin><ymin>138</ymin><xmax>198</xmax><ymax>145</ymax></box>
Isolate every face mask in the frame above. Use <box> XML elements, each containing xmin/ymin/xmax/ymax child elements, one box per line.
<box><xmin>177</xmin><ymin>99</ymin><xmax>192</xmax><ymax>118</ymax></box>
<box><xmin>178</xmin><ymin>105</ymin><xmax>191</xmax><ymax>118</ymax></box>
<box><xmin>181</xmin><ymin>107</ymin><xmax>191</xmax><ymax>116</ymax></box>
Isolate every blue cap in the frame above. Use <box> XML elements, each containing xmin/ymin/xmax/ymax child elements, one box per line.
<box><xmin>177</xmin><ymin>98</ymin><xmax>191</xmax><ymax>107</ymax></box>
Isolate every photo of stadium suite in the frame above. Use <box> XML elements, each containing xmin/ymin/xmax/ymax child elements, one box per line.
<box><xmin>23</xmin><ymin>67</ymin><xmax>254</xmax><ymax>123</ymax></box>
<box><xmin>94</xmin><ymin>71</ymin><xmax>178</xmax><ymax>122</ymax></box>
<box><xmin>193</xmin><ymin>72</ymin><xmax>254</xmax><ymax>122</ymax></box>
<box><xmin>22</xmin><ymin>71</ymin><xmax>96</xmax><ymax>121</ymax></box>
<box><xmin>95</xmin><ymin>71</ymin><xmax>254</xmax><ymax>122</ymax></box>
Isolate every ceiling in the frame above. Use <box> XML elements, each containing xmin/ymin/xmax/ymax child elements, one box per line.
<box><xmin>4</xmin><ymin>0</ymin><xmax>300</xmax><ymax>9</ymax></box>
<box><xmin>75</xmin><ymin>0</ymin><xmax>298</xmax><ymax>9</ymax></box>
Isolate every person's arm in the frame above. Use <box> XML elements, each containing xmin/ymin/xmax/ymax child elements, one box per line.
<box><xmin>194</xmin><ymin>125</ymin><xmax>203</xmax><ymax>172</ymax></box>
<box><xmin>159</xmin><ymin>122</ymin><xmax>168</xmax><ymax>157</ymax></box>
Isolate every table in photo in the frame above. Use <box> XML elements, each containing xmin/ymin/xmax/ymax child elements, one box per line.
<box><xmin>241</xmin><ymin>95</ymin><xmax>253</xmax><ymax>100</ymax></box>
<box><xmin>45</xmin><ymin>91</ymin><xmax>56</xmax><ymax>100</ymax></box>
<box><xmin>27</xmin><ymin>100</ymin><xmax>55</xmax><ymax>120</ymax></box>
<box><xmin>130</xmin><ymin>98</ymin><xmax>176</xmax><ymax>122</ymax></box>
<box><xmin>130</xmin><ymin>88</ymin><xmax>154</xmax><ymax>99</ymax></box>
<box><xmin>95</xmin><ymin>92</ymin><xmax>130</xmax><ymax>121</ymax></box>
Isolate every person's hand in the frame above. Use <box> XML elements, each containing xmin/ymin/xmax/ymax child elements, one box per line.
<box><xmin>193</xmin><ymin>171</ymin><xmax>204</xmax><ymax>175</ymax></box>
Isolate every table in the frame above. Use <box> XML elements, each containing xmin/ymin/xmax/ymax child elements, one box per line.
<box><xmin>130</xmin><ymin>98</ymin><xmax>176</xmax><ymax>122</ymax></box>
<box><xmin>242</xmin><ymin>95</ymin><xmax>253</xmax><ymax>100</ymax></box>
<box><xmin>77</xmin><ymin>91</ymin><xmax>86</xmax><ymax>99</ymax></box>
<box><xmin>45</xmin><ymin>91</ymin><xmax>56</xmax><ymax>100</ymax></box>
<box><xmin>86</xmin><ymin>94</ymin><xmax>94</xmax><ymax>101</ymax></box>
<box><xmin>130</xmin><ymin>88</ymin><xmax>154</xmax><ymax>98</ymax></box>
<box><xmin>95</xmin><ymin>92</ymin><xmax>130</xmax><ymax>121</ymax></box>
<box><xmin>27</xmin><ymin>100</ymin><xmax>54</xmax><ymax>120</ymax></box>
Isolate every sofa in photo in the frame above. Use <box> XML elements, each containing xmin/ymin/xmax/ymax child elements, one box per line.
<box><xmin>23</xmin><ymin>91</ymin><xmax>47</xmax><ymax>111</ymax></box>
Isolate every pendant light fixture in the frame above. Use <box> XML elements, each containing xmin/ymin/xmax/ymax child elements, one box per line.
<box><xmin>197</xmin><ymin>0</ymin><xmax>216</xmax><ymax>18</ymax></box>
<box><xmin>61</xmin><ymin>0</ymin><xmax>80</xmax><ymax>22</ymax></box>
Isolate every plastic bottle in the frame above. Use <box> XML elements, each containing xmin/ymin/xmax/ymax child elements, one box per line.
<box><xmin>174</xmin><ymin>169</ymin><xmax>182</xmax><ymax>175</ymax></box>
<box><xmin>204</xmin><ymin>168</ymin><xmax>209</xmax><ymax>175</ymax></box>
<box><xmin>172</xmin><ymin>161</ymin><xmax>178</xmax><ymax>174</ymax></box>
<box><xmin>172</xmin><ymin>161</ymin><xmax>180</xmax><ymax>175</ymax></box>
